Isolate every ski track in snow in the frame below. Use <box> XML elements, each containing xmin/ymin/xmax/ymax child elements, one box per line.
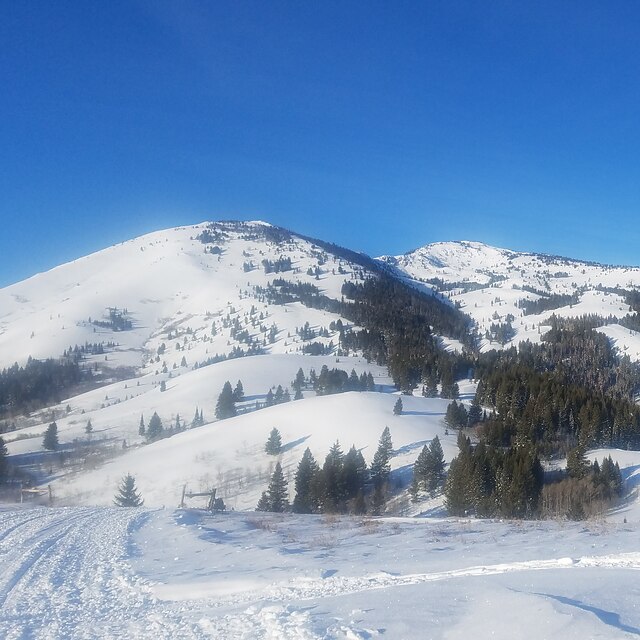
<box><xmin>0</xmin><ymin>508</ymin><xmax>206</xmax><ymax>640</ymax></box>
<box><xmin>2</xmin><ymin>507</ymin><xmax>640</xmax><ymax>639</ymax></box>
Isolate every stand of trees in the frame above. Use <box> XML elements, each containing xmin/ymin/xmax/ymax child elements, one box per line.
<box><xmin>256</xmin><ymin>428</ymin><xmax>392</xmax><ymax>515</ymax></box>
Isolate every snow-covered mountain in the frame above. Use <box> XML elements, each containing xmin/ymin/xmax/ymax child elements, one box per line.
<box><xmin>382</xmin><ymin>240</ymin><xmax>640</xmax><ymax>357</ymax></box>
<box><xmin>0</xmin><ymin>221</ymin><xmax>377</xmax><ymax>374</ymax></box>
<box><xmin>4</xmin><ymin>225</ymin><xmax>640</xmax><ymax>513</ymax></box>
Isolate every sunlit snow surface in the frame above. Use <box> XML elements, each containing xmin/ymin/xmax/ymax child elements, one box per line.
<box><xmin>2</xmin><ymin>506</ymin><xmax>640</xmax><ymax>639</ymax></box>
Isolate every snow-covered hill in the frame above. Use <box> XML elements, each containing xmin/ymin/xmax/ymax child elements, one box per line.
<box><xmin>4</xmin><ymin>224</ymin><xmax>640</xmax><ymax>519</ymax></box>
<box><xmin>0</xmin><ymin>221</ymin><xmax>372</xmax><ymax>373</ymax></box>
<box><xmin>381</xmin><ymin>240</ymin><xmax>640</xmax><ymax>356</ymax></box>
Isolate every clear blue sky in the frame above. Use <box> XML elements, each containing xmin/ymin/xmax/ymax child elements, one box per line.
<box><xmin>2</xmin><ymin>1</ymin><xmax>640</xmax><ymax>286</ymax></box>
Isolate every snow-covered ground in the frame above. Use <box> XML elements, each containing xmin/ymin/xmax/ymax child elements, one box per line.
<box><xmin>2</xmin><ymin>506</ymin><xmax>640</xmax><ymax>639</ymax></box>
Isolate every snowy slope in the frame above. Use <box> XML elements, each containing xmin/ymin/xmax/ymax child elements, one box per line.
<box><xmin>0</xmin><ymin>221</ymin><xmax>371</xmax><ymax>373</ymax></box>
<box><xmin>381</xmin><ymin>240</ymin><xmax>640</xmax><ymax>353</ymax></box>
<box><xmin>54</xmin><ymin>389</ymin><xmax>458</xmax><ymax>510</ymax></box>
<box><xmin>2</xmin><ymin>505</ymin><xmax>640</xmax><ymax>639</ymax></box>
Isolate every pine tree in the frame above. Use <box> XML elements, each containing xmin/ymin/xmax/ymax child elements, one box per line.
<box><xmin>292</xmin><ymin>448</ymin><xmax>320</xmax><ymax>513</ymax></box>
<box><xmin>256</xmin><ymin>462</ymin><xmax>289</xmax><ymax>512</ymax></box>
<box><xmin>322</xmin><ymin>441</ymin><xmax>345</xmax><ymax>512</ymax></box>
<box><xmin>138</xmin><ymin>414</ymin><xmax>145</xmax><ymax>436</ymax></box>
<box><xmin>567</xmin><ymin>444</ymin><xmax>589</xmax><ymax>479</ymax></box>
<box><xmin>113</xmin><ymin>473</ymin><xmax>144</xmax><ymax>507</ymax></box>
<box><xmin>393</xmin><ymin>397</ymin><xmax>403</xmax><ymax>415</ymax></box>
<box><xmin>342</xmin><ymin>445</ymin><xmax>368</xmax><ymax>508</ymax></box>
<box><xmin>0</xmin><ymin>436</ymin><xmax>8</xmax><ymax>480</ymax></box>
<box><xmin>265</xmin><ymin>427</ymin><xmax>283</xmax><ymax>455</ymax></box>
<box><xmin>426</xmin><ymin>435</ymin><xmax>445</xmax><ymax>494</ymax></box>
<box><xmin>467</xmin><ymin>397</ymin><xmax>482</xmax><ymax>427</ymax></box>
<box><xmin>265</xmin><ymin>389</ymin><xmax>275</xmax><ymax>407</ymax></box>
<box><xmin>85</xmin><ymin>418</ymin><xmax>93</xmax><ymax>436</ymax></box>
<box><xmin>43</xmin><ymin>422</ymin><xmax>59</xmax><ymax>451</ymax></box>
<box><xmin>147</xmin><ymin>412</ymin><xmax>163</xmax><ymax>440</ymax></box>
<box><xmin>444</xmin><ymin>432</ymin><xmax>473</xmax><ymax>516</ymax></box>
<box><xmin>294</xmin><ymin>367</ymin><xmax>306</xmax><ymax>390</ymax></box>
<box><xmin>370</xmin><ymin>427</ymin><xmax>393</xmax><ymax>502</ymax></box>
<box><xmin>215</xmin><ymin>381</ymin><xmax>237</xmax><ymax>419</ymax></box>
<box><xmin>233</xmin><ymin>380</ymin><xmax>244</xmax><ymax>402</ymax></box>
<box><xmin>256</xmin><ymin>491</ymin><xmax>271</xmax><ymax>511</ymax></box>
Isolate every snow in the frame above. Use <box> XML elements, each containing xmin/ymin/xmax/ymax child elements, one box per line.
<box><xmin>5</xmin><ymin>226</ymin><xmax>640</xmax><ymax>637</ymax></box>
<box><xmin>0</xmin><ymin>222</ymin><xmax>370</xmax><ymax>373</ymax></box>
<box><xmin>2</xmin><ymin>506</ymin><xmax>640</xmax><ymax>639</ymax></box>
<box><xmin>53</xmin><ymin>389</ymin><xmax>459</xmax><ymax>511</ymax></box>
<box><xmin>383</xmin><ymin>240</ymin><xmax>640</xmax><ymax>356</ymax></box>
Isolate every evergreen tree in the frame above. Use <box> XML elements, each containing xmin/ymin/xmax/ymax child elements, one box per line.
<box><xmin>467</xmin><ymin>397</ymin><xmax>482</xmax><ymax>427</ymax></box>
<box><xmin>147</xmin><ymin>412</ymin><xmax>163</xmax><ymax>440</ymax></box>
<box><xmin>426</xmin><ymin>435</ymin><xmax>445</xmax><ymax>494</ymax></box>
<box><xmin>265</xmin><ymin>389</ymin><xmax>275</xmax><ymax>407</ymax></box>
<box><xmin>256</xmin><ymin>462</ymin><xmax>289</xmax><ymax>512</ymax></box>
<box><xmin>265</xmin><ymin>427</ymin><xmax>283</xmax><ymax>455</ymax></box>
<box><xmin>445</xmin><ymin>401</ymin><xmax>468</xmax><ymax>430</ymax></box>
<box><xmin>413</xmin><ymin>435</ymin><xmax>446</xmax><ymax>497</ymax></box>
<box><xmin>567</xmin><ymin>444</ymin><xmax>590</xmax><ymax>479</ymax></box>
<box><xmin>370</xmin><ymin>426</ymin><xmax>393</xmax><ymax>501</ymax></box>
<box><xmin>294</xmin><ymin>387</ymin><xmax>303</xmax><ymax>400</ymax></box>
<box><xmin>215</xmin><ymin>381</ymin><xmax>237</xmax><ymax>419</ymax></box>
<box><xmin>160</xmin><ymin>380</ymin><xmax>167</xmax><ymax>392</ymax></box>
<box><xmin>113</xmin><ymin>473</ymin><xmax>144</xmax><ymax>507</ymax></box>
<box><xmin>256</xmin><ymin>491</ymin><xmax>271</xmax><ymax>511</ymax></box>
<box><xmin>85</xmin><ymin>418</ymin><xmax>93</xmax><ymax>436</ymax></box>
<box><xmin>342</xmin><ymin>445</ymin><xmax>368</xmax><ymax>507</ymax></box>
<box><xmin>321</xmin><ymin>441</ymin><xmax>345</xmax><ymax>512</ymax></box>
<box><xmin>444</xmin><ymin>432</ymin><xmax>473</xmax><ymax>516</ymax></box>
<box><xmin>233</xmin><ymin>380</ymin><xmax>244</xmax><ymax>402</ymax></box>
<box><xmin>43</xmin><ymin>422</ymin><xmax>59</xmax><ymax>451</ymax></box>
<box><xmin>393</xmin><ymin>397</ymin><xmax>403</xmax><ymax>415</ymax></box>
<box><xmin>0</xmin><ymin>436</ymin><xmax>8</xmax><ymax>480</ymax></box>
<box><xmin>294</xmin><ymin>367</ymin><xmax>306</xmax><ymax>390</ymax></box>
<box><xmin>292</xmin><ymin>448</ymin><xmax>321</xmax><ymax>513</ymax></box>
<box><xmin>138</xmin><ymin>414</ymin><xmax>145</xmax><ymax>436</ymax></box>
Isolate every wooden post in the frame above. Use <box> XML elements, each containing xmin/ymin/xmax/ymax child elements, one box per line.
<box><xmin>180</xmin><ymin>484</ymin><xmax>186</xmax><ymax>509</ymax></box>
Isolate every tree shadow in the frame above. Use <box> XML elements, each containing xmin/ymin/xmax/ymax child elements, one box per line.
<box><xmin>281</xmin><ymin>435</ymin><xmax>311</xmax><ymax>453</ymax></box>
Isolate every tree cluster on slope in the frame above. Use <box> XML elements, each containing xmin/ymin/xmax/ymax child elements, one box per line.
<box><xmin>256</xmin><ymin>428</ymin><xmax>393</xmax><ymax>515</ymax></box>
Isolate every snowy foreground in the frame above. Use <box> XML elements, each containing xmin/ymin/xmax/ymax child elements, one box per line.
<box><xmin>2</xmin><ymin>506</ymin><xmax>640</xmax><ymax>639</ymax></box>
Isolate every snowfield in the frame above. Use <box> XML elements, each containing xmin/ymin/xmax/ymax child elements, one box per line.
<box><xmin>2</xmin><ymin>506</ymin><xmax>640</xmax><ymax>639</ymax></box>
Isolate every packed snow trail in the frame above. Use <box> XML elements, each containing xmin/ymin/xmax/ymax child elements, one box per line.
<box><xmin>0</xmin><ymin>507</ymin><xmax>208</xmax><ymax>640</ymax></box>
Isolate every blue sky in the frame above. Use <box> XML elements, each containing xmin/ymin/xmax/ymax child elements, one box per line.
<box><xmin>2</xmin><ymin>1</ymin><xmax>640</xmax><ymax>286</ymax></box>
